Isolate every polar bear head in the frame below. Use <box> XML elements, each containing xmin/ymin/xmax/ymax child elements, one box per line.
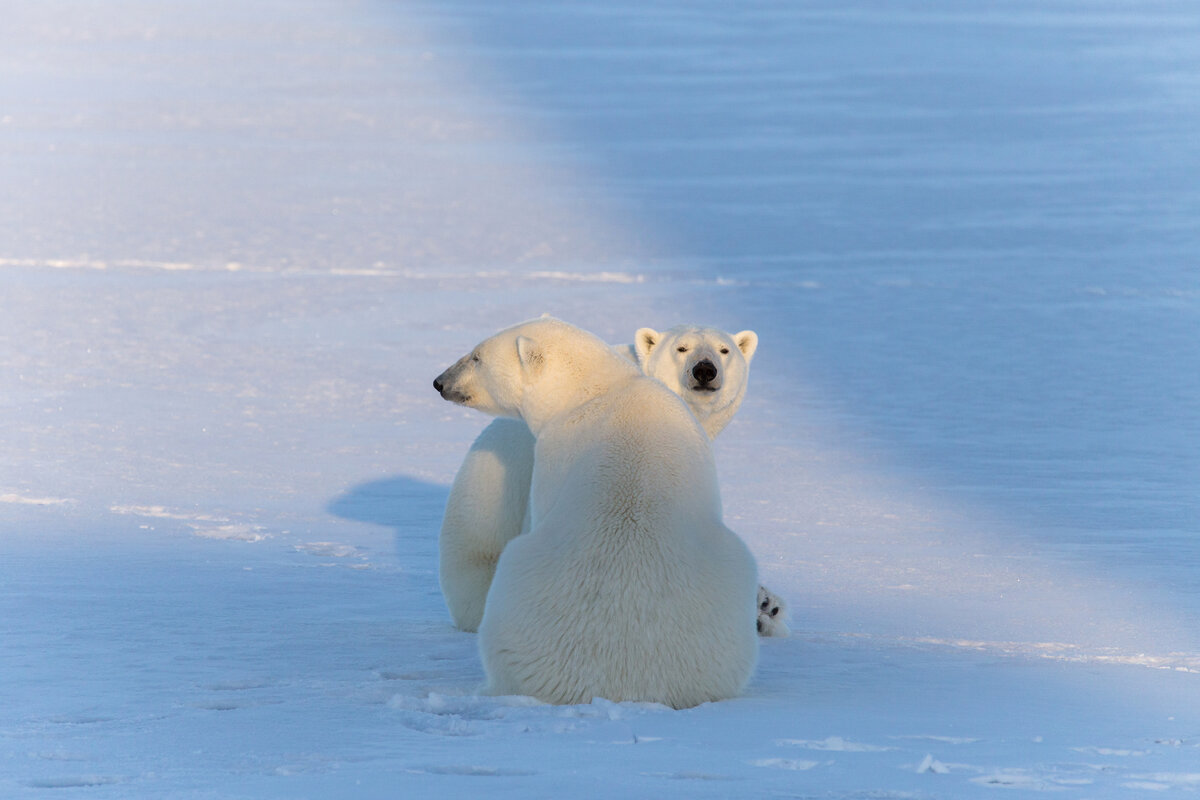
<box><xmin>634</xmin><ymin>325</ymin><xmax>758</xmax><ymax>439</ymax></box>
<box><xmin>434</xmin><ymin>317</ymin><xmax>639</xmax><ymax>430</ymax></box>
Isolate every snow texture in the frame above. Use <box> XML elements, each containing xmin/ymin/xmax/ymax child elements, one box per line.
<box><xmin>2</xmin><ymin>0</ymin><xmax>1198</xmax><ymax>797</ymax></box>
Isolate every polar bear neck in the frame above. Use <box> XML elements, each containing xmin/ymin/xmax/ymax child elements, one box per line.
<box><xmin>519</xmin><ymin>344</ymin><xmax>640</xmax><ymax>437</ymax></box>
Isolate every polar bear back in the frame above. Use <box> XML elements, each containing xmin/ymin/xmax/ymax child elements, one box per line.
<box><xmin>526</xmin><ymin>376</ymin><xmax>721</xmax><ymax>534</ymax></box>
<box><xmin>480</xmin><ymin>373</ymin><xmax>758</xmax><ymax>708</ymax></box>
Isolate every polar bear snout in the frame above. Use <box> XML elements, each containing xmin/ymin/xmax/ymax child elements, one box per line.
<box><xmin>691</xmin><ymin>358</ymin><xmax>720</xmax><ymax>391</ymax></box>
<box><xmin>433</xmin><ymin>369</ymin><xmax>454</xmax><ymax>398</ymax></box>
<box><xmin>433</xmin><ymin>364</ymin><xmax>471</xmax><ymax>404</ymax></box>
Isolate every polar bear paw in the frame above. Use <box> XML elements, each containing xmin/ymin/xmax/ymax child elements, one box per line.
<box><xmin>756</xmin><ymin>585</ymin><xmax>789</xmax><ymax>637</ymax></box>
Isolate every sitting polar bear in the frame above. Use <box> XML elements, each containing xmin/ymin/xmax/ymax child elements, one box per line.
<box><xmin>433</xmin><ymin>317</ymin><xmax>759</xmax><ymax>708</ymax></box>
<box><xmin>438</xmin><ymin>323</ymin><xmax>788</xmax><ymax>636</ymax></box>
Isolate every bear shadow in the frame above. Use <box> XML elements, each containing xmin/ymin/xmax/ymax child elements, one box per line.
<box><xmin>327</xmin><ymin>475</ymin><xmax>448</xmax><ymax>564</ymax></box>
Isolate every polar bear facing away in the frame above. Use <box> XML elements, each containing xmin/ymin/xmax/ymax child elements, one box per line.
<box><xmin>439</xmin><ymin>324</ymin><xmax>786</xmax><ymax>637</ymax></box>
<box><xmin>433</xmin><ymin>317</ymin><xmax>759</xmax><ymax>708</ymax></box>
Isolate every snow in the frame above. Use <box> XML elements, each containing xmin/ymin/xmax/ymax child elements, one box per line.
<box><xmin>2</xmin><ymin>0</ymin><xmax>1198</xmax><ymax>797</ymax></box>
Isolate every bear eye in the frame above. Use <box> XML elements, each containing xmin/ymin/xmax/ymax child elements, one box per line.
<box><xmin>720</xmin><ymin>347</ymin><xmax>730</xmax><ymax>354</ymax></box>
<box><xmin>676</xmin><ymin>346</ymin><xmax>688</xmax><ymax>353</ymax></box>
<box><xmin>471</xmin><ymin>353</ymin><xmax>481</xmax><ymax>363</ymax></box>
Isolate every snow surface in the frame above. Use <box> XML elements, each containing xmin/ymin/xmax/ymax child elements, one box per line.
<box><xmin>2</xmin><ymin>0</ymin><xmax>1199</xmax><ymax>797</ymax></box>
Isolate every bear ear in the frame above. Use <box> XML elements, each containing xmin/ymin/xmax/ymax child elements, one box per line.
<box><xmin>516</xmin><ymin>335</ymin><xmax>544</xmax><ymax>374</ymax></box>
<box><xmin>634</xmin><ymin>328</ymin><xmax>661</xmax><ymax>364</ymax></box>
<box><xmin>734</xmin><ymin>330</ymin><xmax>758</xmax><ymax>363</ymax></box>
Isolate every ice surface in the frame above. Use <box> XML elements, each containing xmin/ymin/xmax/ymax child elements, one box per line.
<box><xmin>2</xmin><ymin>0</ymin><xmax>1198</xmax><ymax>797</ymax></box>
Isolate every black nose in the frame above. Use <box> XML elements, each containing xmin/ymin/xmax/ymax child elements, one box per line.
<box><xmin>433</xmin><ymin>377</ymin><xmax>444</xmax><ymax>393</ymax></box>
<box><xmin>692</xmin><ymin>359</ymin><xmax>718</xmax><ymax>384</ymax></box>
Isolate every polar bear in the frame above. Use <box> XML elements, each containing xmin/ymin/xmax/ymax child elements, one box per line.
<box><xmin>433</xmin><ymin>317</ymin><xmax>759</xmax><ymax>708</ymax></box>
<box><xmin>638</xmin><ymin>327</ymin><xmax>788</xmax><ymax>637</ymax></box>
<box><xmin>438</xmin><ymin>324</ymin><xmax>786</xmax><ymax>637</ymax></box>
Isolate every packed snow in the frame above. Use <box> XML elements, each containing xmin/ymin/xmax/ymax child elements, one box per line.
<box><xmin>2</xmin><ymin>0</ymin><xmax>1198</xmax><ymax>797</ymax></box>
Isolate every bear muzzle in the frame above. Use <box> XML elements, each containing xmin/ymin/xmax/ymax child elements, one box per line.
<box><xmin>433</xmin><ymin>368</ymin><xmax>471</xmax><ymax>404</ymax></box>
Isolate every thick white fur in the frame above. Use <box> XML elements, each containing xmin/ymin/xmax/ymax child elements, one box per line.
<box><xmin>434</xmin><ymin>318</ymin><xmax>759</xmax><ymax>708</ymax></box>
<box><xmin>438</xmin><ymin>325</ymin><xmax>767</xmax><ymax>634</ymax></box>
